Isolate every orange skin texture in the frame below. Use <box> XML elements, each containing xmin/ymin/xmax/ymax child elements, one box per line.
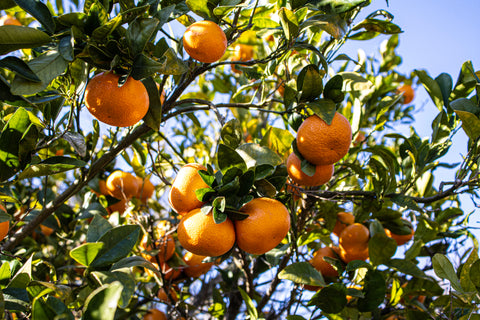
<box><xmin>385</xmin><ymin>228</ymin><xmax>414</xmax><ymax>246</ymax></box>
<box><xmin>235</xmin><ymin>197</ymin><xmax>291</xmax><ymax>255</ymax></box>
<box><xmin>85</xmin><ymin>72</ymin><xmax>149</xmax><ymax>127</ymax></box>
<box><xmin>332</xmin><ymin>212</ymin><xmax>355</xmax><ymax>236</ymax></box>
<box><xmin>397</xmin><ymin>84</ymin><xmax>414</xmax><ymax>104</ymax></box>
<box><xmin>183</xmin><ymin>20</ymin><xmax>227</xmax><ymax>63</ymax></box>
<box><xmin>296</xmin><ymin>113</ymin><xmax>352</xmax><ymax>165</ymax></box>
<box><xmin>0</xmin><ymin>15</ymin><xmax>21</xmax><ymax>26</ymax></box>
<box><xmin>339</xmin><ymin>223</ymin><xmax>370</xmax><ymax>252</ymax></box>
<box><xmin>157</xmin><ymin>287</ymin><xmax>179</xmax><ymax>303</ymax></box>
<box><xmin>177</xmin><ymin>208</ymin><xmax>235</xmax><ymax>257</ymax></box>
<box><xmin>168</xmin><ymin>163</ymin><xmax>209</xmax><ymax>215</ymax></box>
<box><xmin>0</xmin><ymin>204</ymin><xmax>9</xmax><ymax>241</ymax></box>
<box><xmin>106</xmin><ymin>170</ymin><xmax>140</xmax><ymax>200</ymax></box>
<box><xmin>310</xmin><ymin>246</ymin><xmax>340</xmax><ymax>278</ymax></box>
<box><xmin>339</xmin><ymin>245</ymin><xmax>369</xmax><ymax>263</ymax></box>
<box><xmin>231</xmin><ymin>44</ymin><xmax>254</xmax><ymax>73</ymax></box>
<box><xmin>140</xmin><ymin>225</ymin><xmax>176</xmax><ymax>263</ymax></box>
<box><xmin>146</xmin><ymin>260</ymin><xmax>182</xmax><ymax>280</ymax></box>
<box><xmin>40</xmin><ymin>225</ymin><xmax>54</xmax><ymax>237</ymax></box>
<box><xmin>143</xmin><ymin>309</ymin><xmax>167</xmax><ymax>320</ymax></box>
<box><xmin>286</xmin><ymin>152</ymin><xmax>334</xmax><ymax>186</ymax></box>
<box><xmin>183</xmin><ymin>251</ymin><xmax>214</xmax><ymax>278</ymax></box>
<box><xmin>136</xmin><ymin>177</ymin><xmax>155</xmax><ymax>203</ymax></box>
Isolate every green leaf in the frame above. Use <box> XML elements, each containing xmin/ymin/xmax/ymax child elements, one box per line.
<box><xmin>278</xmin><ymin>262</ymin><xmax>326</xmax><ymax>287</ymax></box>
<box><xmin>14</xmin><ymin>0</ymin><xmax>55</xmax><ymax>34</ymax></box>
<box><xmin>126</xmin><ymin>17</ymin><xmax>159</xmax><ymax>56</ymax></box>
<box><xmin>91</xmin><ymin>271</ymin><xmax>135</xmax><ymax>308</ymax></box>
<box><xmin>340</xmin><ymin>72</ymin><xmax>373</xmax><ymax>101</ymax></box>
<box><xmin>260</xmin><ymin>126</ymin><xmax>294</xmax><ymax>156</ymax></box>
<box><xmin>90</xmin><ymin>225</ymin><xmax>141</xmax><ymax>268</ymax></box>
<box><xmin>460</xmin><ymin>248</ymin><xmax>478</xmax><ymax>292</ymax></box>
<box><xmin>278</xmin><ymin>7</ymin><xmax>299</xmax><ymax>42</ymax></box>
<box><xmin>17</xmin><ymin>156</ymin><xmax>87</xmax><ymax>180</ymax></box>
<box><xmin>0</xmin><ymin>108</ymin><xmax>39</xmax><ymax>182</ymax></box>
<box><xmin>110</xmin><ymin>256</ymin><xmax>159</xmax><ymax>273</ymax></box>
<box><xmin>185</xmin><ymin>0</ymin><xmax>213</xmax><ymax>20</ymax></box>
<box><xmin>7</xmin><ymin>255</ymin><xmax>32</xmax><ymax>289</ymax></box>
<box><xmin>70</xmin><ymin>243</ymin><xmax>105</xmax><ymax>267</ymax></box>
<box><xmin>141</xmin><ymin>77</ymin><xmax>163</xmax><ymax>130</ymax></box>
<box><xmin>357</xmin><ymin>269</ymin><xmax>386</xmax><ymax>312</ymax></box>
<box><xmin>238</xmin><ymin>287</ymin><xmax>258</xmax><ymax>320</ymax></box>
<box><xmin>217</xmin><ymin>144</ymin><xmax>247</xmax><ymax>174</ymax></box>
<box><xmin>435</xmin><ymin>73</ymin><xmax>453</xmax><ymax>108</ymax></box>
<box><xmin>307</xmin><ymin>99</ymin><xmax>336</xmax><ymax>125</ymax></box>
<box><xmin>352</xmin><ymin>18</ymin><xmax>402</xmax><ymax>35</ymax></box>
<box><xmin>415</xmin><ymin>69</ymin><xmax>444</xmax><ymax>110</ymax></box>
<box><xmin>82</xmin><ymin>282</ymin><xmax>123</xmax><ymax>320</ymax></box>
<box><xmin>450</xmin><ymin>61</ymin><xmax>477</xmax><ymax>101</ymax></box>
<box><xmin>368</xmin><ymin>233</ymin><xmax>397</xmax><ymax>266</ymax></box>
<box><xmin>432</xmin><ymin>253</ymin><xmax>463</xmax><ymax>292</ymax></box>
<box><xmin>451</xmin><ymin>106</ymin><xmax>480</xmax><ymax>140</ymax></box>
<box><xmin>387</xmin><ymin>259</ymin><xmax>427</xmax><ymax>278</ymax></box>
<box><xmin>297</xmin><ymin>64</ymin><xmax>323</xmax><ymax>101</ymax></box>
<box><xmin>11</xmin><ymin>49</ymin><xmax>69</xmax><ymax>95</ymax></box>
<box><xmin>132</xmin><ymin>49</ymin><xmax>187</xmax><ymax>78</ymax></box>
<box><xmin>308</xmin><ymin>284</ymin><xmax>347</xmax><ymax>314</ymax></box>
<box><xmin>300</xmin><ymin>14</ymin><xmax>347</xmax><ymax>39</ymax></box>
<box><xmin>0</xmin><ymin>56</ymin><xmax>40</xmax><ymax>82</ymax></box>
<box><xmin>0</xmin><ymin>25</ymin><xmax>51</xmax><ymax>56</ymax></box>
<box><xmin>469</xmin><ymin>260</ymin><xmax>480</xmax><ymax>289</ymax></box>
<box><xmin>221</xmin><ymin>118</ymin><xmax>242</xmax><ymax>149</ymax></box>
<box><xmin>314</xmin><ymin>0</ymin><xmax>369</xmax><ymax>14</ymax></box>
<box><xmin>323</xmin><ymin>74</ymin><xmax>344</xmax><ymax>103</ymax></box>
<box><xmin>32</xmin><ymin>296</ymin><xmax>74</xmax><ymax>320</ymax></box>
<box><xmin>236</xmin><ymin>143</ymin><xmax>283</xmax><ymax>169</ymax></box>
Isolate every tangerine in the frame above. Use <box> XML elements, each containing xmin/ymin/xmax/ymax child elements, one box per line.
<box><xmin>310</xmin><ymin>246</ymin><xmax>340</xmax><ymax>278</ymax></box>
<box><xmin>235</xmin><ymin>197</ymin><xmax>290</xmax><ymax>255</ymax></box>
<box><xmin>40</xmin><ymin>225</ymin><xmax>54</xmax><ymax>237</ymax></box>
<box><xmin>105</xmin><ymin>170</ymin><xmax>140</xmax><ymax>200</ymax></box>
<box><xmin>136</xmin><ymin>176</ymin><xmax>155</xmax><ymax>203</ymax></box>
<box><xmin>85</xmin><ymin>72</ymin><xmax>149</xmax><ymax>127</ymax></box>
<box><xmin>339</xmin><ymin>223</ymin><xmax>370</xmax><ymax>252</ymax></box>
<box><xmin>183</xmin><ymin>20</ymin><xmax>227</xmax><ymax>63</ymax></box>
<box><xmin>143</xmin><ymin>309</ymin><xmax>167</xmax><ymax>320</ymax></box>
<box><xmin>286</xmin><ymin>152</ymin><xmax>334</xmax><ymax>186</ymax></box>
<box><xmin>296</xmin><ymin>113</ymin><xmax>352</xmax><ymax>165</ymax></box>
<box><xmin>140</xmin><ymin>222</ymin><xmax>176</xmax><ymax>262</ymax></box>
<box><xmin>231</xmin><ymin>44</ymin><xmax>254</xmax><ymax>73</ymax></box>
<box><xmin>0</xmin><ymin>15</ymin><xmax>21</xmax><ymax>26</ymax></box>
<box><xmin>332</xmin><ymin>212</ymin><xmax>355</xmax><ymax>236</ymax></box>
<box><xmin>0</xmin><ymin>204</ymin><xmax>9</xmax><ymax>241</ymax></box>
<box><xmin>177</xmin><ymin>208</ymin><xmax>235</xmax><ymax>257</ymax></box>
<box><xmin>183</xmin><ymin>251</ymin><xmax>214</xmax><ymax>278</ymax></box>
<box><xmin>385</xmin><ymin>228</ymin><xmax>414</xmax><ymax>246</ymax></box>
<box><xmin>157</xmin><ymin>286</ymin><xmax>179</xmax><ymax>303</ymax></box>
<box><xmin>397</xmin><ymin>84</ymin><xmax>414</xmax><ymax>104</ymax></box>
<box><xmin>168</xmin><ymin>163</ymin><xmax>209</xmax><ymax>215</ymax></box>
<box><xmin>339</xmin><ymin>245</ymin><xmax>369</xmax><ymax>263</ymax></box>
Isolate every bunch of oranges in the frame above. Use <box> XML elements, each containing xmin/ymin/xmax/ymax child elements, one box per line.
<box><xmin>287</xmin><ymin>112</ymin><xmax>352</xmax><ymax>187</ymax></box>
<box><xmin>169</xmin><ymin>163</ymin><xmax>291</xmax><ymax>257</ymax></box>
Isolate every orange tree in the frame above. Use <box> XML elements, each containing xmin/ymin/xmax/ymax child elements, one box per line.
<box><xmin>0</xmin><ymin>0</ymin><xmax>480</xmax><ymax>319</ymax></box>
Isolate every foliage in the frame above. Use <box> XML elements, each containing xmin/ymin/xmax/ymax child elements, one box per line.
<box><xmin>0</xmin><ymin>0</ymin><xmax>479</xmax><ymax>319</ymax></box>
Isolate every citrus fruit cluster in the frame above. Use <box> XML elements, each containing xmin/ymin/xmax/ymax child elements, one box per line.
<box><xmin>169</xmin><ymin>164</ymin><xmax>291</xmax><ymax>257</ymax></box>
<box><xmin>98</xmin><ymin>170</ymin><xmax>154</xmax><ymax>214</ymax></box>
<box><xmin>85</xmin><ymin>72</ymin><xmax>149</xmax><ymax>127</ymax></box>
<box><xmin>287</xmin><ymin>112</ymin><xmax>352</xmax><ymax>187</ymax></box>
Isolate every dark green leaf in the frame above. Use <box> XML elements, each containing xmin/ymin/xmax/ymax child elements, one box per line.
<box><xmin>86</xmin><ymin>214</ymin><xmax>113</xmax><ymax>242</ymax></box>
<box><xmin>297</xmin><ymin>64</ymin><xmax>323</xmax><ymax>101</ymax></box>
<box><xmin>221</xmin><ymin>118</ymin><xmax>242</xmax><ymax>149</ymax></box>
<box><xmin>0</xmin><ymin>26</ymin><xmax>51</xmax><ymax>55</ymax></box>
<box><xmin>132</xmin><ymin>49</ymin><xmax>188</xmax><ymax>78</ymax></box>
<box><xmin>91</xmin><ymin>271</ymin><xmax>135</xmax><ymax>308</ymax></box>
<box><xmin>308</xmin><ymin>284</ymin><xmax>347</xmax><ymax>313</ymax></box>
<box><xmin>469</xmin><ymin>260</ymin><xmax>480</xmax><ymax>289</ymax></box>
<box><xmin>307</xmin><ymin>99</ymin><xmax>336</xmax><ymax>125</ymax></box>
<box><xmin>14</xmin><ymin>0</ymin><xmax>55</xmax><ymax>34</ymax></box>
<box><xmin>313</xmin><ymin>0</ymin><xmax>369</xmax><ymax>14</ymax></box>
<box><xmin>17</xmin><ymin>156</ymin><xmax>86</xmax><ymax>180</ymax></box>
<box><xmin>352</xmin><ymin>18</ymin><xmax>402</xmax><ymax>35</ymax></box>
<box><xmin>238</xmin><ymin>287</ymin><xmax>258</xmax><ymax>319</ymax></box>
<box><xmin>236</xmin><ymin>143</ymin><xmax>283</xmax><ymax>168</ymax></box>
<box><xmin>432</xmin><ymin>253</ymin><xmax>463</xmax><ymax>292</ymax></box>
<box><xmin>82</xmin><ymin>282</ymin><xmax>123</xmax><ymax>320</ymax></box>
<box><xmin>278</xmin><ymin>262</ymin><xmax>326</xmax><ymax>287</ymax></box>
<box><xmin>357</xmin><ymin>270</ymin><xmax>386</xmax><ymax>312</ymax></box>
<box><xmin>141</xmin><ymin>77</ymin><xmax>163</xmax><ymax>130</ymax></box>
<box><xmin>126</xmin><ymin>18</ymin><xmax>159</xmax><ymax>56</ymax></box>
<box><xmin>387</xmin><ymin>259</ymin><xmax>427</xmax><ymax>279</ymax></box>
<box><xmin>435</xmin><ymin>73</ymin><xmax>453</xmax><ymax>109</ymax></box>
<box><xmin>278</xmin><ymin>7</ymin><xmax>299</xmax><ymax>42</ymax></box>
<box><xmin>213</xmin><ymin>207</ymin><xmax>227</xmax><ymax>224</ymax></box>
<box><xmin>450</xmin><ymin>61</ymin><xmax>477</xmax><ymax>101</ymax></box>
<box><xmin>451</xmin><ymin>101</ymin><xmax>480</xmax><ymax>139</ymax></box>
<box><xmin>368</xmin><ymin>233</ymin><xmax>397</xmax><ymax>266</ymax></box>
<box><xmin>217</xmin><ymin>144</ymin><xmax>247</xmax><ymax>174</ymax></box>
<box><xmin>300</xmin><ymin>14</ymin><xmax>347</xmax><ymax>39</ymax></box>
<box><xmin>0</xmin><ymin>56</ymin><xmax>40</xmax><ymax>82</ymax></box>
<box><xmin>415</xmin><ymin>69</ymin><xmax>444</xmax><ymax>110</ymax></box>
<box><xmin>32</xmin><ymin>296</ymin><xmax>74</xmax><ymax>320</ymax></box>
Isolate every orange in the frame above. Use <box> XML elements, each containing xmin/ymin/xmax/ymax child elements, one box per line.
<box><xmin>85</xmin><ymin>72</ymin><xmax>149</xmax><ymax>127</ymax></box>
<box><xmin>143</xmin><ymin>309</ymin><xmax>167</xmax><ymax>320</ymax></box>
<box><xmin>177</xmin><ymin>208</ymin><xmax>235</xmax><ymax>257</ymax></box>
<box><xmin>235</xmin><ymin>197</ymin><xmax>290</xmax><ymax>255</ymax></box>
<box><xmin>353</xmin><ymin>131</ymin><xmax>366</xmax><ymax>146</ymax></box>
<box><xmin>136</xmin><ymin>176</ymin><xmax>155</xmax><ymax>203</ymax></box>
<box><xmin>105</xmin><ymin>170</ymin><xmax>140</xmax><ymax>200</ymax></box>
<box><xmin>286</xmin><ymin>152</ymin><xmax>334</xmax><ymax>186</ymax></box>
<box><xmin>385</xmin><ymin>315</ymin><xmax>404</xmax><ymax>320</ymax></box>
<box><xmin>183</xmin><ymin>20</ymin><xmax>227</xmax><ymax>63</ymax></box>
<box><xmin>310</xmin><ymin>246</ymin><xmax>340</xmax><ymax>278</ymax></box>
<box><xmin>339</xmin><ymin>245</ymin><xmax>369</xmax><ymax>263</ymax></box>
<box><xmin>397</xmin><ymin>84</ymin><xmax>414</xmax><ymax>104</ymax></box>
<box><xmin>0</xmin><ymin>204</ymin><xmax>9</xmax><ymax>241</ymax></box>
<box><xmin>157</xmin><ymin>287</ymin><xmax>179</xmax><ymax>303</ymax></box>
<box><xmin>168</xmin><ymin>163</ymin><xmax>209</xmax><ymax>215</ymax></box>
<box><xmin>332</xmin><ymin>212</ymin><xmax>355</xmax><ymax>236</ymax></box>
<box><xmin>106</xmin><ymin>198</ymin><xmax>128</xmax><ymax>214</ymax></box>
<box><xmin>339</xmin><ymin>223</ymin><xmax>370</xmax><ymax>252</ymax></box>
<box><xmin>385</xmin><ymin>228</ymin><xmax>414</xmax><ymax>246</ymax></box>
<box><xmin>159</xmin><ymin>261</ymin><xmax>182</xmax><ymax>281</ymax></box>
<box><xmin>0</xmin><ymin>15</ymin><xmax>21</xmax><ymax>26</ymax></box>
<box><xmin>140</xmin><ymin>221</ymin><xmax>176</xmax><ymax>262</ymax></box>
<box><xmin>183</xmin><ymin>251</ymin><xmax>214</xmax><ymax>278</ymax></box>
<box><xmin>296</xmin><ymin>113</ymin><xmax>352</xmax><ymax>165</ymax></box>
<box><xmin>40</xmin><ymin>225</ymin><xmax>54</xmax><ymax>237</ymax></box>
<box><xmin>231</xmin><ymin>44</ymin><xmax>254</xmax><ymax>73</ymax></box>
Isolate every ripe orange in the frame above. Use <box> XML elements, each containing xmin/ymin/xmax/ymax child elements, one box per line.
<box><xmin>183</xmin><ymin>251</ymin><xmax>214</xmax><ymax>278</ymax></box>
<box><xmin>332</xmin><ymin>212</ymin><xmax>355</xmax><ymax>236</ymax></box>
<box><xmin>0</xmin><ymin>204</ymin><xmax>9</xmax><ymax>241</ymax></box>
<box><xmin>40</xmin><ymin>225</ymin><xmax>54</xmax><ymax>237</ymax></box>
<box><xmin>286</xmin><ymin>152</ymin><xmax>334</xmax><ymax>186</ymax></box>
<box><xmin>310</xmin><ymin>246</ymin><xmax>340</xmax><ymax>278</ymax></box>
<box><xmin>105</xmin><ymin>170</ymin><xmax>140</xmax><ymax>200</ymax></box>
<box><xmin>136</xmin><ymin>176</ymin><xmax>155</xmax><ymax>203</ymax></box>
<box><xmin>140</xmin><ymin>222</ymin><xmax>176</xmax><ymax>262</ymax></box>
<box><xmin>235</xmin><ymin>198</ymin><xmax>291</xmax><ymax>255</ymax></box>
<box><xmin>339</xmin><ymin>223</ymin><xmax>370</xmax><ymax>252</ymax></box>
<box><xmin>0</xmin><ymin>15</ymin><xmax>22</xmax><ymax>26</ymax></box>
<box><xmin>159</xmin><ymin>261</ymin><xmax>182</xmax><ymax>281</ymax></box>
<box><xmin>143</xmin><ymin>309</ymin><xmax>167</xmax><ymax>320</ymax></box>
<box><xmin>231</xmin><ymin>44</ymin><xmax>254</xmax><ymax>73</ymax></box>
<box><xmin>385</xmin><ymin>228</ymin><xmax>414</xmax><ymax>246</ymax></box>
<box><xmin>157</xmin><ymin>287</ymin><xmax>179</xmax><ymax>303</ymax></box>
<box><xmin>397</xmin><ymin>84</ymin><xmax>414</xmax><ymax>104</ymax></box>
<box><xmin>296</xmin><ymin>113</ymin><xmax>352</xmax><ymax>165</ymax></box>
<box><xmin>85</xmin><ymin>72</ymin><xmax>149</xmax><ymax>127</ymax></box>
<box><xmin>183</xmin><ymin>20</ymin><xmax>227</xmax><ymax>63</ymax></box>
<box><xmin>106</xmin><ymin>198</ymin><xmax>128</xmax><ymax>214</ymax></box>
<box><xmin>353</xmin><ymin>131</ymin><xmax>366</xmax><ymax>146</ymax></box>
<box><xmin>168</xmin><ymin>163</ymin><xmax>209</xmax><ymax>215</ymax></box>
<box><xmin>339</xmin><ymin>245</ymin><xmax>369</xmax><ymax>263</ymax></box>
<box><xmin>177</xmin><ymin>208</ymin><xmax>235</xmax><ymax>257</ymax></box>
